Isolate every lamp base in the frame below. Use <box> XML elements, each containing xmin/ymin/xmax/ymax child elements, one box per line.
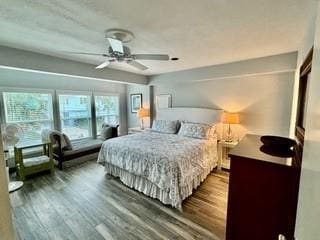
<box><xmin>225</xmin><ymin>123</ymin><xmax>233</xmax><ymax>142</ymax></box>
<box><xmin>140</xmin><ymin>118</ymin><xmax>145</xmax><ymax>130</ymax></box>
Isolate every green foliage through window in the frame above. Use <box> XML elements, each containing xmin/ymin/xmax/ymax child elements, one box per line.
<box><xmin>3</xmin><ymin>92</ymin><xmax>54</xmax><ymax>142</ymax></box>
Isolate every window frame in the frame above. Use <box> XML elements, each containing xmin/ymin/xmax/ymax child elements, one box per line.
<box><xmin>0</xmin><ymin>87</ymin><xmax>55</xmax><ymax>142</ymax></box>
<box><xmin>56</xmin><ymin>90</ymin><xmax>93</xmax><ymax>141</ymax></box>
<box><xmin>93</xmin><ymin>92</ymin><xmax>120</xmax><ymax>136</ymax></box>
<box><xmin>0</xmin><ymin>87</ymin><xmax>121</xmax><ymax>144</ymax></box>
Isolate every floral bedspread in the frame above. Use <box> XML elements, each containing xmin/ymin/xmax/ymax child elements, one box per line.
<box><xmin>97</xmin><ymin>131</ymin><xmax>217</xmax><ymax>201</ymax></box>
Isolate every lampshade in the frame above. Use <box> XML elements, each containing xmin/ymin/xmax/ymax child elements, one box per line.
<box><xmin>222</xmin><ymin>112</ymin><xmax>239</xmax><ymax>124</ymax></box>
<box><xmin>137</xmin><ymin>108</ymin><xmax>149</xmax><ymax>118</ymax></box>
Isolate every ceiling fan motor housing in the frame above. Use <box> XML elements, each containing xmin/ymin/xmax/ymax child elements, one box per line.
<box><xmin>108</xmin><ymin>46</ymin><xmax>132</xmax><ymax>61</ymax></box>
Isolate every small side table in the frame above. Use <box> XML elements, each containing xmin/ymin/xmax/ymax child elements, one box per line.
<box><xmin>218</xmin><ymin>140</ymin><xmax>239</xmax><ymax>170</ymax></box>
<box><xmin>128</xmin><ymin>127</ymin><xmax>150</xmax><ymax>135</ymax></box>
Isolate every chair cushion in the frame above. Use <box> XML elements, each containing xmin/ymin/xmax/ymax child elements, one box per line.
<box><xmin>62</xmin><ymin>143</ymin><xmax>102</xmax><ymax>158</ymax></box>
<box><xmin>64</xmin><ymin>139</ymin><xmax>102</xmax><ymax>155</ymax></box>
<box><xmin>23</xmin><ymin>156</ymin><xmax>50</xmax><ymax>167</ymax></box>
<box><xmin>72</xmin><ymin>139</ymin><xmax>103</xmax><ymax>149</ymax></box>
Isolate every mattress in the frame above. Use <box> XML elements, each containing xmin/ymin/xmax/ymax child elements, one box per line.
<box><xmin>97</xmin><ymin>131</ymin><xmax>218</xmax><ymax>208</ymax></box>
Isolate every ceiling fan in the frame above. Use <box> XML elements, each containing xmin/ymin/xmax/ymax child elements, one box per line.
<box><xmin>68</xmin><ymin>29</ymin><xmax>170</xmax><ymax>71</ymax></box>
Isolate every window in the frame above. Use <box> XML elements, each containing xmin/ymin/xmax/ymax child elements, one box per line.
<box><xmin>3</xmin><ymin>91</ymin><xmax>54</xmax><ymax>142</ymax></box>
<box><xmin>1</xmin><ymin>89</ymin><xmax>122</xmax><ymax>143</ymax></box>
<box><xmin>58</xmin><ymin>94</ymin><xmax>92</xmax><ymax>140</ymax></box>
<box><xmin>95</xmin><ymin>95</ymin><xmax>119</xmax><ymax>135</ymax></box>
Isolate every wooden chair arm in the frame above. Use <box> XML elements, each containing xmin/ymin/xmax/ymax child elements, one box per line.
<box><xmin>53</xmin><ymin>135</ymin><xmax>63</xmax><ymax>157</ymax></box>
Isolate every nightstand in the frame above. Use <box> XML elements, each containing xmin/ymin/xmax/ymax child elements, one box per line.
<box><xmin>128</xmin><ymin>127</ymin><xmax>150</xmax><ymax>135</ymax></box>
<box><xmin>218</xmin><ymin>140</ymin><xmax>239</xmax><ymax>170</ymax></box>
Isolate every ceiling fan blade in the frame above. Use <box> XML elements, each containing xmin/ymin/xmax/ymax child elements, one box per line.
<box><xmin>127</xmin><ymin>61</ymin><xmax>148</xmax><ymax>71</ymax></box>
<box><xmin>95</xmin><ymin>60</ymin><xmax>111</xmax><ymax>69</ymax></box>
<box><xmin>65</xmin><ymin>51</ymin><xmax>109</xmax><ymax>57</ymax></box>
<box><xmin>107</xmin><ymin>38</ymin><xmax>124</xmax><ymax>53</ymax></box>
<box><xmin>132</xmin><ymin>54</ymin><xmax>169</xmax><ymax>61</ymax></box>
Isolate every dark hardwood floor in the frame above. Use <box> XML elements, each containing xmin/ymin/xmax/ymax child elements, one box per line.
<box><xmin>10</xmin><ymin>160</ymin><xmax>229</xmax><ymax>240</ymax></box>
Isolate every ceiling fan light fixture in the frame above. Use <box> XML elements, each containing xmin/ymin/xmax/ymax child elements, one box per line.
<box><xmin>107</xmin><ymin>38</ymin><xmax>125</xmax><ymax>54</ymax></box>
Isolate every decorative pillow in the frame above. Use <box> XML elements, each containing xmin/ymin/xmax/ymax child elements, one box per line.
<box><xmin>152</xmin><ymin>120</ymin><xmax>179</xmax><ymax>134</ymax></box>
<box><xmin>178</xmin><ymin>122</ymin><xmax>215</xmax><ymax>139</ymax></box>
<box><xmin>62</xmin><ymin>134</ymin><xmax>73</xmax><ymax>150</ymax></box>
<box><xmin>43</xmin><ymin>129</ymin><xmax>67</xmax><ymax>149</ymax></box>
<box><xmin>100</xmin><ymin>125</ymin><xmax>113</xmax><ymax>140</ymax></box>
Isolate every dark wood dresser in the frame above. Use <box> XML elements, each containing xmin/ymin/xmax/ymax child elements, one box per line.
<box><xmin>226</xmin><ymin>134</ymin><xmax>301</xmax><ymax>240</ymax></box>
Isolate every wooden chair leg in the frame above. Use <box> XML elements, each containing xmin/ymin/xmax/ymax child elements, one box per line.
<box><xmin>50</xmin><ymin>162</ymin><xmax>55</xmax><ymax>174</ymax></box>
<box><xmin>58</xmin><ymin>161</ymin><xmax>63</xmax><ymax>170</ymax></box>
<box><xmin>18</xmin><ymin>169</ymin><xmax>25</xmax><ymax>181</ymax></box>
<box><xmin>16</xmin><ymin>148</ymin><xmax>25</xmax><ymax>181</ymax></box>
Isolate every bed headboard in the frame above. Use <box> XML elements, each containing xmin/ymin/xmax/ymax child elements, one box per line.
<box><xmin>156</xmin><ymin>107</ymin><xmax>223</xmax><ymax>124</ymax></box>
<box><xmin>156</xmin><ymin>107</ymin><xmax>224</xmax><ymax>139</ymax></box>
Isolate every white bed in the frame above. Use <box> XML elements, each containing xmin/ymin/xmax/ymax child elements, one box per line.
<box><xmin>97</xmin><ymin>108</ymin><xmax>223</xmax><ymax>209</ymax></box>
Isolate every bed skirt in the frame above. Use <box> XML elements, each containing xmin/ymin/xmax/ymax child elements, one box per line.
<box><xmin>104</xmin><ymin>162</ymin><xmax>216</xmax><ymax>210</ymax></box>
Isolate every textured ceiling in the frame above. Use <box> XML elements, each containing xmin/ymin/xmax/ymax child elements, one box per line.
<box><xmin>0</xmin><ymin>0</ymin><xmax>317</xmax><ymax>75</ymax></box>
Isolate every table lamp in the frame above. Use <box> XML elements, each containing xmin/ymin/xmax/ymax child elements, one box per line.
<box><xmin>137</xmin><ymin>108</ymin><xmax>149</xmax><ymax>130</ymax></box>
<box><xmin>222</xmin><ymin>112</ymin><xmax>239</xmax><ymax>142</ymax></box>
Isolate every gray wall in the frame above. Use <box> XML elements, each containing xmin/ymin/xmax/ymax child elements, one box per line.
<box><xmin>0</xmin><ymin>46</ymin><xmax>148</xmax><ymax>85</ymax></box>
<box><xmin>289</xmin><ymin>8</ymin><xmax>317</xmax><ymax>137</ymax></box>
<box><xmin>126</xmin><ymin>84</ymin><xmax>151</xmax><ymax>128</ymax></box>
<box><xmin>149</xmin><ymin>53</ymin><xmax>297</xmax><ymax>140</ymax></box>
<box><xmin>0</xmin><ymin>68</ymin><xmax>128</xmax><ymax>135</ymax></box>
<box><xmin>151</xmin><ymin>72</ymin><xmax>294</xmax><ymax>140</ymax></box>
<box><xmin>295</xmin><ymin>1</ymin><xmax>320</xmax><ymax>239</ymax></box>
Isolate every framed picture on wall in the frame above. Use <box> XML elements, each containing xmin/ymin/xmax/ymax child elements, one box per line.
<box><xmin>131</xmin><ymin>94</ymin><xmax>142</xmax><ymax>113</ymax></box>
<box><xmin>156</xmin><ymin>94</ymin><xmax>172</xmax><ymax>109</ymax></box>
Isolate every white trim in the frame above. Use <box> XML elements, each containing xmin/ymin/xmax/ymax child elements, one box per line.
<box><xmin>94</xmin><ymin>92</ymin><xmax>120</xmax><ymax>97</ymax></box>
<box><xmin>0</xmin><ymin>86</ymin><xmax>54</xmax><ymax>94</ymax></box>
<box><xmin>0</xmin><ymin>65</ymin><xmax>146</xmax><ymax>85</ymax></box>
<box><xmin>0</xmin><ymin>87</ymin><xmax>55</xmax><ymax>95</ymax></box>
<box><xmin>56</xmin><ymin>90</ymin><xmax>92</xmax><ymax>96</ymax></box>
<box><xmin>192</xmin><ymin>69</ymin><xmax>296</xmax><ymax>83</ymax></box>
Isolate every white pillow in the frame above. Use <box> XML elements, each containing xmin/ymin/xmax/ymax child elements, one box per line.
<box><xmin>178</xmin><ymin>122</ymin><xmax>216</xmax><ymax>139</ymax></box>
<box><xmin>152</xmin><ymin>120</ymin><xmax>179</xmax><ymax>134</ymax></box>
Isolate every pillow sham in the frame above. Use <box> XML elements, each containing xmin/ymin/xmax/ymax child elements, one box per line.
<box><xmin>151</xmin><ymin>120</ymin><xmax>179</xmax><ymax>134</ymax></box>
<box><xmin>178</xmin><ymin>122</ymin><xmax>216</xmax><ymax>139</ymax></box>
